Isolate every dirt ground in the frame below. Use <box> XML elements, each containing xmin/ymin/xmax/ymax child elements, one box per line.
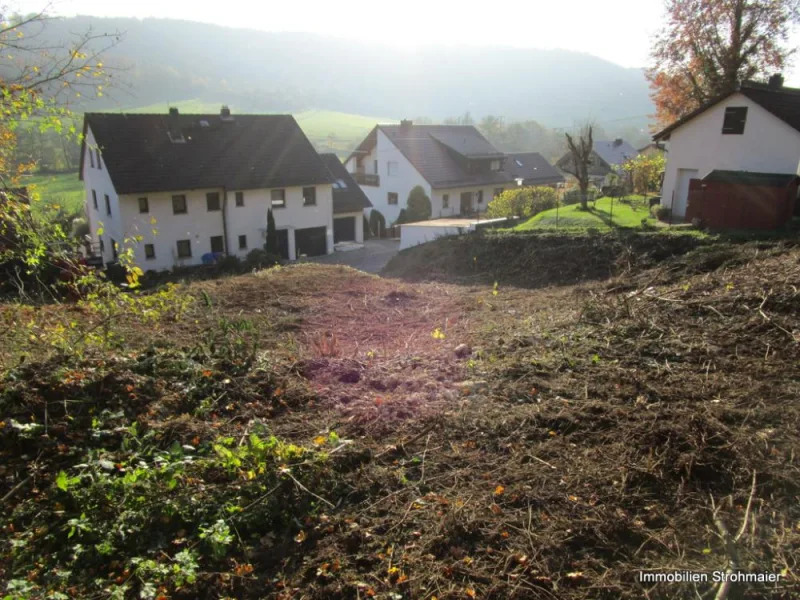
<box><xmin>2</xmin><ymin>236</ymin><xmax>799</xmax><ymax>599</ymax></box>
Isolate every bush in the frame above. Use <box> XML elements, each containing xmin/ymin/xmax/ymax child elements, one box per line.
<box><xmin>406</xmin><ymin>185</ymin><xmax>432</xmax><ymax>221</ymax></box>
<box><xmin>217</xmin><ymin>254</ymin><xmax>242</xmax><ymax>273</ymax></box>
<box><xmin>363</xmin><ymin>216</ymin><xmax>371</xmax><ymax>240</ymax></box>
<box><xmin>369</xmin><ymin>210</ymin><xmax>386</xmax><ymax>238</ymax></box>
<box><xmin>651</xmin><ymin>205</ymin><xmax>672</xmax><ymax>221</ymax></box>
<box><xmin>563</xmin><ymin>186</ymin><xmax>601</xmax><ymax>206</ymax></box>
<box><xmin>245</xmin><ymin>249</ymin><xmax>281</xmax><ymax>269</ymax></box>
<box><xmin>487</xmin><ymin>186</ymin><xmax>557</xmax><ymax>219</ymax></box>
<box><xmin>394</xmin><ymin>208</ymin><xmax>409</xmax><ymax>226</ymax></box>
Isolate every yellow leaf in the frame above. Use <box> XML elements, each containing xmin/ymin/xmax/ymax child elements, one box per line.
<box><xmin>494</xmin><ymin>485</ymin><xmax>505</xmax><ymax>496</ymax></box>
<box><xmin>313</xmin><ymin>436</ymin><xmax>326</xmax><ymax>446</ymax></box>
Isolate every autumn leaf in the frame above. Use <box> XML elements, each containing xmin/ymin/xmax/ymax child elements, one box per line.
<box><xmin>494</xmin><ymin>485</ymin><xmax>505</xmax><ymax>496</ymax></box>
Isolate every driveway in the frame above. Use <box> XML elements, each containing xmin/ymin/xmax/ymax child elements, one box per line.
<box><xmin>308</xmin><ymin>239</ymin><xmax>400</xmax><ymax>274</ymax></box>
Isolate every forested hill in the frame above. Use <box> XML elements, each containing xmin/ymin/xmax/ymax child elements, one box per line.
<box><xmin>22</xmin><ymin>16</ymin><xmax>654</xmax><ymax>127</ymax></box>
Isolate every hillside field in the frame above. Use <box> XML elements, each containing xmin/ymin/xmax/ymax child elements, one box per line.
<box><xmin>19</xmin><ymin>172</ymin><xmax>85</xmax><ymax>217</ymax></box>
<box><xmin>2</xmin><ymin>233</ymin><xmax>798</xmax><ymax>599</ymax></box>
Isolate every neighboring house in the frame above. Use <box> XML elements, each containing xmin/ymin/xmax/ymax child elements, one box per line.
<box><xmin>638</xmin><ymin>142</ymin><xmax>667</xmax><ymax>157</ymax></box>
<box><xmin>653</xmin><ymin>75</ymin><xmax>800</xmax><ymax>218</ymax></box>
<box><xmin>80</xmin><ymin>107</ymin><xmax>335</xmax><ymax>271</ymax></box>
<box><xmin>504</xmin><ymin>153</ymin><xmax>565</xmax><ymax>187</ymax></box>
<box><xmin>345</xmin><ymin>120</ymin><xmax>548</xmax><ymax>224</ymax></box>
<box><xmin>319</xmin><ymin>153</ymin><xmax>373</xmax><ymax>244</ymax></box>
<box><xmin>556</xmin><ymin>138</ymin><xmax>639</xmax><ymax>186</ymax></box>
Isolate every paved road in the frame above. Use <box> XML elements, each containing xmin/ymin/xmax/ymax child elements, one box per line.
<box><xmin>308</xmin><ymin>239</ymin><xmax>400</xmax><ymax>274</ymax></box>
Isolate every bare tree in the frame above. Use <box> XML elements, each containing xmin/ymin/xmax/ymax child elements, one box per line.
<box><xmin>562</xmin><ymin>124</ymin><xmax>594</xmax><ymax>210</ymax></box>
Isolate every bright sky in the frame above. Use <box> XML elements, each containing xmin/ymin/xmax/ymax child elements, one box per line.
<box><xmin>10</xmin><ymin>0</ymin><xmax>800</xmax><ymax>84</ymax></box>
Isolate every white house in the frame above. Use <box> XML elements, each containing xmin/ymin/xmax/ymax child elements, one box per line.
<box><xmin>319</xmin><ymin>153</ymin><xmax>373</xmax><ymax>245</ymax></box>
<box><xmin>653</xmin><ymin>76</ymin><xmax>800</xmax><ymax>218</ymax></box>
<box><xmin>81</xmin><ymin>107</ymin><xmax>336</xmax><ymax>271</ymax></box>
<box><xmin>344</xmin><ymin>121</ymin><xmax>563</xmax><ymax>224</ymax></box>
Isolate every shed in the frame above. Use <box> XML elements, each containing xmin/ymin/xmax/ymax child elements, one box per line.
<box><xmin>685</xmin><ymin>170</ymin><xmax>799</xmax><ymax>230</ymax></box>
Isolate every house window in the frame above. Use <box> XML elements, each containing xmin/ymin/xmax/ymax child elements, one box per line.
<box><xmin>172</xmin><ymin>194</ymin><xmax>187</xmax><ymax>214</ymax></box>
<box><xmin>96</xmin><ymin>149</ymin><xmax>102</xmax><ymax>170</ymax></box>
<box><xmin>210</xmin><ymin>235</ymin><xmax>224</xmax><ymax>253</ymax></box>
<box><xmin>104</xmin><ymin>194</ymin><xmax>111</xmax><ymax>216</ymax></box>
<box><xmin>144</xmin><ymin>243</ymin><xmax>155</xmax><ymax>260</ymax></box>
<box><xmin>387</xmin><ymin>161</ymin><xmax>398</xmax><ymax>176</ymax></box>
<box><xmin>92</xmin><ymin>189</ymin><xmax>98</xmax><ymax>210</ymax></box>
<box><xmin>373</xmin><ymin>159</ymin><xmax>378</xmax><ymax>174</ymax></box>
<box><xmin>490</xmin><ymin>160</ymin><xmax>501</xmax><ymax>171</ymax></box>
<box><xmin>235</xmin><ymin>191</ymin><xmax>244</xmax><ymax>207</ymax></box>
<box><xmin>138</xmin><ymin>197</ymin><xmax>149</xmax><ymax>213</ymax></box>
<box><xmin>388</xmin><ymin>192</ymin><xmax>399</xmax><ymax>205</ymax></box>
<box><xmin>206</xmin><ymin>192</ymin><xmax>221</xmax><ymax>211</ymax></box>
<box><xmin>494</xmin><ymin>188</ymin><xmax>504</xmax><ymax>198</ymax></box>
<box><xmin>89</xmin><ymin>149</ymin><xmax>94</xmax><ymax>168</ymax></box>
<box><xmin>442</xmin><ymin>194</ymin><xmax>449</xmax><ymax>209</ymax></box>
<box><xmin>176</xmin><ymin>239</ymin><xmax>192</xmax><ymax>258</ymax></box>
<box><xmin>271</xmin><ymin>189</ymin><xmax>286</xmax><ymax>208</ymax></box>
<box><xmin>722</xmin><ymin>107</ymin><xmax>747</xmax><ymax>134</ymax></box>
<box><xmin>238</xmin><ymin>234</ymin><xmax>247</xmax><ymax>249</ymax></box>
<box><xmin>303</xmin><ymin>186</ymin><xmax>316</xmax><ymax>206</ymax></box>
<box><xmin>477</xmin><ymin>190</ymin><xmax>484</xmax><ymax>204</ymax></box>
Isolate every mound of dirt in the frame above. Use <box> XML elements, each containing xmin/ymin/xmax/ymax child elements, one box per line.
<box><xmin>382</xmin><ymin>231</ymin><xmax>712</xmax><ymax>288</ymax></box>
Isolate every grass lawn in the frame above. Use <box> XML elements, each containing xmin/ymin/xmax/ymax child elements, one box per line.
<box><xmin>20</xmin><ymin>172</ymin><xmax>84</xmax><ymax>217</ymax></box>
<box><xmin>516</xmin><ymin>195</ymin><xmax>655</xmax><ymax>231</ymax></box>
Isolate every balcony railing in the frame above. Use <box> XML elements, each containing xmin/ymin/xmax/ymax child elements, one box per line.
<box><xmin>351</xmin><ymin>172</ymin><xmax>380</xmax><ymax>187</ymax></box>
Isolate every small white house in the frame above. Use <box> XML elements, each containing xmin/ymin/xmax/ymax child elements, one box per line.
<box><xmin>344</xmin><ymin>121</ymin><xmax>562</xmax><ymax>225</ymax></box>
<box><xmin>654</xmin><ymin>76</ymin><xmax>800</xmax><ymax>218</ymax></box>
<box><xmin>81</xmin><ymin>107</ymin><xmax>337</xmax><ymax>271</ymax></box>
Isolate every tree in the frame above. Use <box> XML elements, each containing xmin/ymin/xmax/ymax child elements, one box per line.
<box><xmin>487</xmin><ymin>186</ymin><xmax>558</xmax><ymax>219</ymax></box>
<box><xmin>561</xmin><ymin>124</ymin><xmax>594</xmax><ymax>210</ymax></box>
<box><xmin>405</xmin><ymin>186</ymin><xmax>432</xmax><ymax>222</ymax></box>
<box><xmin>369</xmin><ymin>210</ymin><xmax>386</xmax><ymax>238</ymax></box>
<box><xmin>264</xmin><ymin>208</ymin><xmax>279</xmax><ymax>255</ymax></box>
<box><xmin>621</xmin><ymin>154</ymin><xmax>667</xmax><ymax>195</ymax></box>
<box><xmin>648</xmin><ymin>0</ymin><xmax>800</xmax><ymax>125</ymax></box>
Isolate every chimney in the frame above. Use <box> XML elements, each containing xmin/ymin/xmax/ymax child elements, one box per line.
<box><xmin>167</xmin><ymin>107</ymin><xmax>184</xmax><ymax>143</ymax></box>
<box><xmin>400</xmin><ymin>119</ymin><xmax>413</xmax><ymax>129</ymax></box>
<box><xmin>613</xmin><ymin>138</ymin><xmax>623</xmax><ymax>147</ymax></box>
<box><xmin>768</xmin><ymin>73</ymin><xmax>784</xmax><ymax>89</ymax></box>
<box><xmin>220</xmin><ymin>105</ymin><xmax>233</xmax><ymax>122</ymax></box>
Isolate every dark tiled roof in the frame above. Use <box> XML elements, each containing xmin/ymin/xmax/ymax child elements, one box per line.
<box><xmin>653</xmin><ymin>81</ymin><xmax>800</xmax><ymax>141</ymax></box>
<box><xmin>703</xmin><ymin>170</ymin><xmax>800</xmax><ymax>187</ymax></box>
<box><xmin>592</xmin><ymin>140</ymin><xmax>638</xmax><ymax>167</ymax></box>
<box><xmin>319</xmin><ymin>153</ymin><xmax>373</xmax><ymax>214</ymax></box>
<box><xmin>81</xmin><ymin>112</ymin><xmax>332</xmax><ymax>195</ymax></box>
<box><xmin>505</xmin><ymin>152</ymin><xmax>564</xmax><ymax>185</ymax></box>
<box><xmin>379</xmin><ymin>124</ymin><xmax>514</xmax><ymax>188</ymax></box>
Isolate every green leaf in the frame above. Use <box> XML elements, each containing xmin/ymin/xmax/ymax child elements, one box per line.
<box><xmin>56</xmin><ymin>470</ymin><xmax>69</xmax><ymax>491</ymax></box>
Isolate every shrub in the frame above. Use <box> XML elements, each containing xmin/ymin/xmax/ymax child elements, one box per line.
<box><xmin>217</xmin><ymin>254</ymin><xmax>242</xmax><ymax>273</ymax></box>
<box><xmin>563</xmin><ymin>186</ymin><xmax>601</xmax><ymax>206</ymax></box>
<box><xmin>265</xmin><ymin>208</ymin><xmax>280</xmax><ymax>256</ymax></box>
<box><xmin>369</xmin><ymin>210</ymin><xmax>386</xmax><ymax>238</ymax></box>
<box><xmin>651</xmin><ymin>205</ymin><xmax>672</xmax><ymax>221</ymax></box>
<box><xmin>246</xmin><ymin>249</ymin><xmax>280</xmax><ymax>269</ymax></box>
<box><xmin>406</xmin><ymin>185</ymin><xmax>432</xmax><ymax>221</ymax></box>
<box><xmin>487</xmin><ymin>186</ymin><xmax>557</xmax><ymax>219</ymax></box>
<box><xmin>394</xmin><ymin>208</ymin><xmax>409</xmax><ymax>226</ymax></box>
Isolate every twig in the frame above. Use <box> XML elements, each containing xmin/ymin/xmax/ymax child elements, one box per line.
<box><xmin>1</xmin><ymin>476</ymin><xmax>32</xmax><ymax>505</ymax></box>
<box><xmin>284</xmin><ymin>470</ymin><xmax>335</xmax><ymax>508</ymax></box>
<box><xmin>735</xmin><ymin>471</ymin><xmax>757</xmax><ymax>542</ymax></box>
<box><xmin>529</xmin><ymin>454</ymin><xmax>557</xmax><ymax>470</ymax></box>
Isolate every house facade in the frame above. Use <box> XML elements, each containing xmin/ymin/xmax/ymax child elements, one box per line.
<box><xmin>654</xmin><ymin>77</ymin><xmax>800</xmax><ymax>218</ymax></box>
<box><xmin>345</xmin><ymin>122</ymin><xmax>561</xmax><ymax>224</ymax></box>
<box><xmin>81</xmin><ymin>108</ymin><xmax>335</xmax><ymax>271</ymax></box>
<box><xmin>320</xmin><ymin>153</ymin><xmax>373</xmax><ymax>244</ymax></box>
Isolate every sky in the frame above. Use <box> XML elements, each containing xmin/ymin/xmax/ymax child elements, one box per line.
<box><xmin>10</xmin><ymin>0</ymin><xmax>800</xmax><ymax>85</ymax></box>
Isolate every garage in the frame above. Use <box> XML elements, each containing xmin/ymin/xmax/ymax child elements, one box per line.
<box><xmin>333</xmin><ymin>216</ymin><xmax>356</xmax><ymax>243</ymax></box>
<box><xmin>295</xmin><ymin>226</ymin><xmax>328</xmax><ymax>257</ymax></box>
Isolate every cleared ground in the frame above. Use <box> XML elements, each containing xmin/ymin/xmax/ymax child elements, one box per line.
<box><xmin>1</xmin><ymin>234</ymin><xmax>798</xmax><ymax>599</ymax></box>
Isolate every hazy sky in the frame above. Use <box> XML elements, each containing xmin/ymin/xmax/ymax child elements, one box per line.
<box><xmin>11</xmin><ymin>0</ymin><xmax>800</xmax><ymax>84</ymax></box>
